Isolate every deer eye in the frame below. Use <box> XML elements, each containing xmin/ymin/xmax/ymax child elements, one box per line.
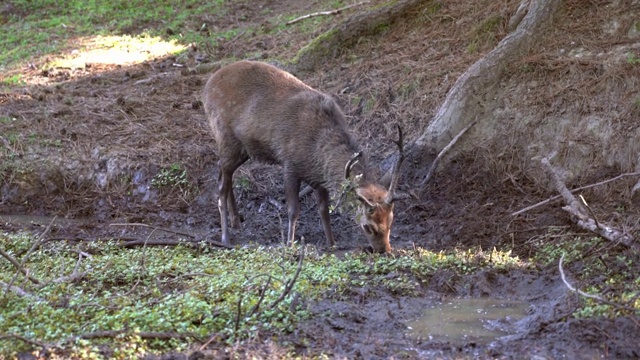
<box><xmin>362</xmin><ymin>224</ymin><xmax>373</xmax><ymax>235</ymax></box>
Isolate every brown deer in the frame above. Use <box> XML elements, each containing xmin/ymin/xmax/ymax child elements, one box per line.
<box><xmin>202</xmin><ymin>60</ymin><xmax>404</xmax><ymax>253</ymax></box>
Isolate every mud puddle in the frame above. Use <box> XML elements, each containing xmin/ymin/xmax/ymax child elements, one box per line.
<box><xmin>406</xmin><ymin>297</ymin><xmax>529</xmax><ymax>346</ymax></box>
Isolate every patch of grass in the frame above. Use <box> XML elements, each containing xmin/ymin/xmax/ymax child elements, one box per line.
<box><xmin>0</xmin><ymin>231</ymin><xmax>527</xmax><ymax>356</ymax></box>
<box><xmin>0</xmin><ymin>74</ymin><xmax>25</xmax><ymax>87</ymax></box>
<box><xmin>467</xmin><ymin>14</ymin><xmax>503</xmax><ymax>54</ymax></box>
<box><xmin>0</xmin><ymin>0</ymin><xmax>226</xmax><ymax>75</ymax></box>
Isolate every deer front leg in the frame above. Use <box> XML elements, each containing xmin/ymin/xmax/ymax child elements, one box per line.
<box><xmin>284</xmin><ymin>169</ymin><xmax>301</xmax><ymax>245</ymax></box>
<box><xmin>218</xmin><ymin>170</ymin><xmax>233</xmax><ymax>246</ymax></box>
<box><xmin>315</xmin><ymin>186</ymin><xmax>335</xmax><ymax>248</ymax></box>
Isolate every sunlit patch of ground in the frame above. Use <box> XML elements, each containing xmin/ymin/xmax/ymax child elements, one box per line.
<box><xmin>1</xmin><ymin>34</ymin><xmax>186</xmax><ymax>86</ymax></box>
<box><xmin>48</xmin><ymin>34</ymin><xmax>186</xmax><ymax>68</ymax></box>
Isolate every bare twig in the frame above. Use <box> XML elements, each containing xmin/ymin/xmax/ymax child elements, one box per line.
<box><xmin>47</xmin><ymin>253</ymin><xmax>87</xmax><ymax>285</ymax></box>
<box><xmin>234</xmin><ymin>295</ymin><xmax>243</xmax><ymax>334</ymax></box>
<box><xmin>286</xmin><ymin>1</ymin><xmax>370</xmax><ymax>25</ymax></box>
<box><xmin>0</xmin><ymin>333</ymin><xmax>47</xmax><ymax>348</ymax></box>
<box><xmin>249</xmin><ymin>276</ymin><xmax>272</xmax><ymax>317</ymax></box>
<box><xmin>2</xmin><ymin>217</ymin><xmax>55</xmax><ymax>297</ymax></box>
<box><xmin>0</xmin><ymin>248</ymin><xmax>41</xmax><ymax>285</ymax></box>
<box><xmin>419</xmin><ymin>119</ymin><xmax>477</xmax><ymax>187</ymax></box>
<box><xmin>66</xmin><ymin>330</ymin><xmax>199</xmax><ymax>342</ymax></box>
<box><xmin>109</xmin><ymin>222</ymin><xmax>195</xmax><ymax>238</ymax></box>
<box><xmin>0</xmin><ymin>280</ymin><xmax>43</xmax><ymax>301</ymax></box>
<box><xmin>559</xmin><ymin>254</ymin><xmax>637</xmax><ymax>312</ymax></box>
<box><xmin>268</xmin><ymin>246</ymin><xmax>305</xmax><ymax>310</ymax></box>
<box><xmin>199</xmin><ymin>333</ymin><xmax>227</xmax><ymax>351</ymax></box>
<box><xmin>511</xmin><ymin>171</ymin><xmax>640</xmax><ymax>216</ymax></box>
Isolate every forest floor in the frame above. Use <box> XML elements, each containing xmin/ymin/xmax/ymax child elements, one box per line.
<box><xmin>1</xmin><ymin>0</ymin><xmax>639</xmax><ymax>358</ymax></box>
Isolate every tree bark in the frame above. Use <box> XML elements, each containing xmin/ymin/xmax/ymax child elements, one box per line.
<box><xmin>410</xmin><ymin>0</ymin><xmax>563</xmax><ymax>174</ymax></box>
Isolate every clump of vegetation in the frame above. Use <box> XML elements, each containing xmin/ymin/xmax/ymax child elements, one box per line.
<box><xmin>533</xmin><ymin>234</ymin><xmax>640</xmax><ymax>319</ymax></box>
<box><xmin>0</xmin><ymin>230</ymin><xmax>525</xmax><ymax>357</ymax></box>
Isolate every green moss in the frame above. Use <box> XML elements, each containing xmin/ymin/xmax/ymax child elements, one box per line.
<box><xmin>467</xmin><ymin>14</ymin><xmax>504</xmax><ymax>54</ymax></box>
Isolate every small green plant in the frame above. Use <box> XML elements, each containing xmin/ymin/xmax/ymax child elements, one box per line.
<box><xmin>234</xmin><ymin>175</ymin><xmax>252</xmax><ymax>192</ymax></box>
<box><xmin>1</xmin><ymin>74</ymin><xmax>25</xmax><ymax>87</ymax></box>
<box><xmin>151</xmin><ymin>163</ymin><xmax>188</xmax><ymax>188</ymax></box>
<box><xmin>626</xmin><ymin>52</ymin><xmax>640</xmax><ymax>65</ymax></box>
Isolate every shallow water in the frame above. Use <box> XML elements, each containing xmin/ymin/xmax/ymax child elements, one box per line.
<box><xmin>406</xmin><ymin>297</ymin><xmax>529</xmax><ymax>345</ymax></box>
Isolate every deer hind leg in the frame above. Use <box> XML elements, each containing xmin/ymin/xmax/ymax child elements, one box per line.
<box><xmin>315</xmin><ymin>186</ymin><xmax>335</xmax><ymax>248</ymax></box>
<box><xmin>217</xmin><ymin>151</ymin><xmax>248</xmax><ymax>246</ymax></box>
<box><xmin>283</xmin><ymin>169</ymin><xmax>301</xmax><ymax>245</ymax></box>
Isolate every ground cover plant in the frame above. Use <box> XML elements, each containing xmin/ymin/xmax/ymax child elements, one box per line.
<box><xmin>0</xmin><ymin>229</ymin><xmax>528</xmax><ymax>357</ymax></box>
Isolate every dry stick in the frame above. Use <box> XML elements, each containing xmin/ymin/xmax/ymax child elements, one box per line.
<box><xmin>268</xmin><ymin>245</ymin><xmax>305</xmax><ymax>310</ymax></box>
<box><xmin>511</xmin><ymin>171</ymin><xmax>640</xmax><ymax>216</ymax></box>
<box><xmin>66</xmin><ymin>330</ymin><xmax>199</xmax><ymax>342</ymax></box>
<box><xmin>540</xmin><ymin>157</ymin><xmax>639</xmax><ymax>250</ymax></box>
<box><xmin>559</xmin><ymin>254</ymin><xmax>637</xmax><ymax>312</ymax></box>
<box><xmin>0</xmin><ymin>280</ymin><xmax>42</xmax><ymax>301</ymax></box>
<box><xmin>0</xmin><ymin>333</ymin><xmax>47</xmax><ymax>348</ymax></box>
<box><xmin>419</xmin><ymin>119</ymin><xmax>477</xmax><ymax>187</ymax></box>
<box><xmin>2</xmin><ymin>217</ymin><xmax>56</xmax><ymax>297</ymax></box>
<box><xmin>0</xmin><ymin>248</ymin><xmax>41</xmax><ymax>285</ymax></box>
<box><xmin>110</xmin><ymin>222</ymin><xmax>231</xmax><ymax>248</ymax></box>
<box><xmin>234</xmin><ymin>295</ymin><xmax>243</xmax><ymax>335</ymax></box>
<box><xmin>286</xmin><ymin>1</ymin><xmax>370</xmax><ymax>25</ymax></box>
<box><xmin>48</xmin><ymin>253</ymin><xmax>87</xmax><ymax>285</ymax></box>
<box><xmin>109</xmin><ymin>222</ymin><xmax>195</xmax><ymax>238</ymax></box>
<box><xmin>249</xmin><ymin>276</ymin><xmax>272</xmax><ymax>317</ymax></box>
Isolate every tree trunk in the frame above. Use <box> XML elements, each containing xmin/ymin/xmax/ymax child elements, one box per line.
<box><xmin>410</xmin><ymin>0</ymin><xmax>563</xmax><ymax>179</ymax></box>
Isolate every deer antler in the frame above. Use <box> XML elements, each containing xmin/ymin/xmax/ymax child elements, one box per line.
<box><xmin>344</xmin><ymin>151</ymin><xmax>363</xmax><ymax>180</ymax></box>
<box><xmin>385</xmin><ymin>124</ymin><xmax>405</xmax><ymax>204</ymax></box>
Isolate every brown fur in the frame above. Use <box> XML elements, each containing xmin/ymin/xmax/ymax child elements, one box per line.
<box><xmin>202</xmin><ymin>60</ymin><xmax>399</xmax><ymax>253</ymax></box>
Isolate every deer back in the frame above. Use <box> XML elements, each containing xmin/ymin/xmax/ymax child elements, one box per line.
<box><xmin>203</xmin><ymin>60</ymin><xmax>362</xmax><ymax>187</ymax></box>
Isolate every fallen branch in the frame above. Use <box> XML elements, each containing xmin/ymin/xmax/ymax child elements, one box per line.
<box><xmin>46</xmin><ymin>253</ymin><xmax>87</xmax><ymax>286</ymax></box>
<box><xmin>119</xmin><ymin>238</ymin><xmax>230</xmax><ymax>249</ymax></box>
<box><xmin>66</xmin><ymin>330</ymin><xmax>200</xmax><ymax>342</ymax></box>
<box><xmin>0</xmin><ymin>248</ymin><xmax>41</xmax><ymax>285</ymax></box>
<box><xmin>2</xmin><ymin>217</ymin><xmax>55</xmax><ymax>297</ymax></box>
<box><xmin>0</xmin><ymin>333</ymin><xmax>47</xmax><ymax>348</ymax></box>
<box><xmin>268</xmin><ymin>246</ymin><xmax>305</xmax><ymax>310</ymax></box>
<box><xmin>0</xmin><ymin>280</ymin><xmax>43</xmax><ymax>301</ymax></box>
<box><xmin>109</xmin><ymin>222</ymin><xmax>195</xmax><ymax>238</ymax></box>
<box><xmin>109</xmin><ymin>222</ymin><xmax>231</xmax><ymax>248</ymax></box>
<box><xmin>419</xmin><ymin>119</ymin><xmax>477</xmax><ymax>187</ymax></box>
<box><xmin>286</xmin><ymin>1</ymin><xmax>370</xmax><ymax>25</ymax></box>
<box><xmin>511</xmin><ymin>171</ymin><xmax>640</xmax><ymax>216</ymax></box>
<box><xmin>540</xmin><ymin>157</ymin><xmax>638</xmax><ymax>250</ymax></box>
<box><xmin>559</xmin><ymin>254</ymin><xmax>637</xmax><ymax>312</ymax></box>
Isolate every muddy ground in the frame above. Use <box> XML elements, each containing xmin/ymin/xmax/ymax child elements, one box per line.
<box><xmin>2</xmin><ymin>0</ymin><xmax>640</xmax><ymax>358</ymax></box>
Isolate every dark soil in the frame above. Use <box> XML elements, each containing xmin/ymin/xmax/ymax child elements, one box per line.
<box><xmin>2</xmin><ymin>0</ymin><xmax>639</xmax><ymax>358</ymax></box>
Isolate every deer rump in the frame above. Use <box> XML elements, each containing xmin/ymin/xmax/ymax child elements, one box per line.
<box><xmin>203</xmin><ymin>60</ymin><xmax>403</xmax><ymax>253</ymax></box>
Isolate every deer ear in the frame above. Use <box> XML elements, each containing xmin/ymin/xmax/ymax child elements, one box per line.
<box><xmin>356</xmin><ymin>189</ymin><xmax>376</xmax><ymax>211</ymax></box>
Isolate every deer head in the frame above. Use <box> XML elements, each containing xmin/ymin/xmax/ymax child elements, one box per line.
<box><xmin>347</xmin><ymin>125</ymin><xmax>405</xmax><ymax>253</ymax></box>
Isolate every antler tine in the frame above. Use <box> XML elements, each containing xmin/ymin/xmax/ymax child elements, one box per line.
<box><xmin>385</xmin><ymin>124</ymin><xmax>405</xmax><ymax>204</ymax></box>
<box><xmin>345</xmin><ymin>151</ymin><xmax>363</xmax><ymax>180</ymax></box>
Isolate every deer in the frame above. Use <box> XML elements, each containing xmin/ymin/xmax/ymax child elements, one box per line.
<box><xmin>202</xmin><ymin>60</ymin><xmax>404</xmax><ymax>253</ymax></box>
